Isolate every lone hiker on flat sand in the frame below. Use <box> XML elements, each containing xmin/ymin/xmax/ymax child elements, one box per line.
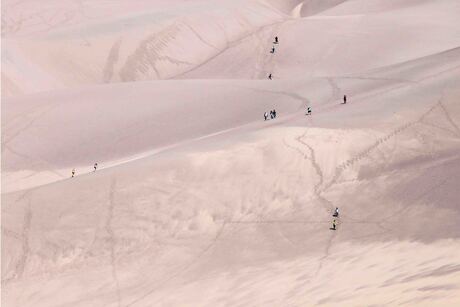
<box><xmin>333</xmin><ymin>207</ymin><xmax>339</xmax><ymax>217</ymax></box>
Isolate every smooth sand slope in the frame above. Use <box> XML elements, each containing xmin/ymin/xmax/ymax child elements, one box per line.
<box><xmin>2</xmin><ymin>0</ymin><xmax>460</xmax><ymax>306</ymax></box>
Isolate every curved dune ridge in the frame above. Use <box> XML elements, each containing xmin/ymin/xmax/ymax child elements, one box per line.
<box><xmin>2</xmin><ymin>0</ymin><xmax>460</xmax><ymax>306</ymax></box>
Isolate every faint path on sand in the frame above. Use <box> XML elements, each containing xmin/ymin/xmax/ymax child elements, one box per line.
<box><xmin>106</xmin><ymin>178</ymin><xmax>122</xmax><ymax>307</ymax></box>
<box><xmin>2</xmin><ymin>191</ymin><xmax>33</xmax><ymax>285</ymax></box>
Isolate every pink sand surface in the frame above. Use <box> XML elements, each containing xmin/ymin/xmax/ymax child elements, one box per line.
<box><xmin>2</xmin><ymin>0</ymin><xmax>460</xmax><ymax>306</ymax></box>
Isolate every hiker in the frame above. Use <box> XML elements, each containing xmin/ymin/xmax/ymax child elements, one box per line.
<box><xmin>273</xmin><ymin>109</ymin><xmax>277</xmax><ymax>118</ymax></box>
<box><xmin>343</xmin><ymin>95</ymin><xmax>347</xmax><ymax>104</ymax></box>
<box><xmin>306</xmin><ymin>106</ymin><xmax>312</xmax><ymax>115</ymax></box>
<box><xmin>271</xmin><ymin>46</ymin><xmax>275</xmax><ymax>54</ymax></box>
<box><xmin>72</xmin><ymin>168</ymin><xmax>76</xmax><ymax>178</ymax></box>
<box><xmin>274</xmin><ymin>36</ymin><xmax>279</xmax><ymax>44</ymax></box>
<box><xmin>268</xmin><ymin>73</ymin><xmax>272</xmax><ymax>80</ymax></box>
<box><xmin>333</xmin><ymin>207</ymin><xmax>339</xmax><ymax>217</ymax></box>
<box><xmin>332</xmin><ymin>219</ymin><xmax>337</xmax><ymax>230</ymax></box>
<box><xmin>264</xmin><ymin>112</ymin><xmax>268</xmax><ymax>121</ymax></box>
<box><xmin>93</xmin><ymin>163</ymin><xmax>98</xmax><ymax>172</ymax></box>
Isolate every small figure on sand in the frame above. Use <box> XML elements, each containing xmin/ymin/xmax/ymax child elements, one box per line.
<box><xmin>72</xmin><ymin>168</ymin><xmax>76</xmax><ymax>178</ymax></box>
<box><xmin>333</xmin><ymin>207</ymin><xmax>339</xmax><ymax>217</ymax></box>
<box><xmin>274</xmin><ymin>36</ymin><xmax>279</xmax><ymax>44</ymax></box>
<box><xmin>343</xmin><ymin>95</ymin><xmax>347</xmax><ymax>104</ymax></box>
<box><xmin>306</xmin><ymin>106</ymin><xmax>312</xmax><ymax>116</ymax></box>
<box><xmin>265</xmin><ymin>110</ymin><xmax>277</xmax><ymax>120</ymax></box>
<box><xmin>271</xmin><ymin>46</ymin><xmax>275</xmax><ymax>54</ymax></box>
<box><xmin>268</xmin><ymin>73</ymin><xmax>272</xmax><ymax>80</ymax></box>
<box><xmin>331</xmin><ymin>219</ymin><xmax>337</xmax><ymax>230</ymax></box>
<box><xmin>93</xmin><ymin>163</ymin><xmax>98</xmax><ymax>172</ymax></box>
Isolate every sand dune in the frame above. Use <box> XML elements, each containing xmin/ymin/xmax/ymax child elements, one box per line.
<box><xmin>2</xmin><ymin>0</ymin><xmax>460</xmax><ymax>306</ymax></box>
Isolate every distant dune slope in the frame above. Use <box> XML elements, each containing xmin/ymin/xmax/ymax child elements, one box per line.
<box><xmin>4</xmin><ymin>0</ymin><xmax>459</xmax><ymax>96</ymax></box>
<box><xmin>2</xmin><ymin>0</ymin><xmax>286</xmax><ymax>96</ymax></box>
<box><xmin>179</xmin><ymin>0</ymin><xmax>460</xmax><ymax>79</ymax></box>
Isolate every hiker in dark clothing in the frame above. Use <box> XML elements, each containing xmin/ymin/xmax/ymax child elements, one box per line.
<box><xmin>333</xmin><ymin>207</ymin><xmax>339</xmax><ymax>217</ymax></box>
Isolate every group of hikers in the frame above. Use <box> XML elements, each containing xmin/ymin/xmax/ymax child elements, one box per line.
<box><xmin>72</xmin><ymin>95</ymin><xmax>347</xmax><ymax>178</ymax></box>
<box><xmin>331</xmin><ymin>207</ymin><xmax>339</xmax><ymax>230</ymax></box>
<box><xmin>268</xmin><ymin>36</ymin><xmax>279</xmax><ymax>80</ymax></box>
<box><xmin>266</xmin><ymin>35</ymin><xmax>349</xmax><ymax>121</ymax></box>
<box><xmin>71</xmin><ymin>162</ymin><xmax>98</xmax><ymax>178</ymax></box>
<box><xmin>263</xmin><ymin>37</ymin><xmax>280</xmax><ymax>120</ymax></box>
<box><xmin>271</xmin><ymin>36</ymin><xmax>279</xmax><ymax>52</ymax></box>
<box><xmin>264</xmin><ymin>109</ymin><xmax>277</xmax><ymax>120</ymax></box>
